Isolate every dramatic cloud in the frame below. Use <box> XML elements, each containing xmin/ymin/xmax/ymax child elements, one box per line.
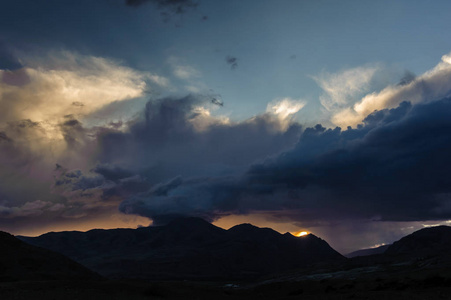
<box><xmin>0</xmin><ymin>52</ymin><xmax>164</xmax><ymax>125</ymax></box>
<box><xmin>1</xmin><ymin>76</ymin><xmax>303</xmax><ymax>233</ymax></box>
<box><xmin>119</xmin><ymin>97</ymin><xmax>451</xmax><ymax>226</ymax></box>
<box><xmin>97</xmin><ymin>95</ymin><xmax>302</xmax><ymax>182</ymax></box>
<box><xmin>0</xmin><ymin>51</ymin><xmax>161</xmax><ymax>210</ymax></box>
<box><xmin>328</xmin><ymin>52</ymin><xmax>451</xmax><ymax>127</ymax></box>
<box><xmin>0</xmin><ymin>51</ymin><xmax>169</xmax><ymax>232</ymax></box>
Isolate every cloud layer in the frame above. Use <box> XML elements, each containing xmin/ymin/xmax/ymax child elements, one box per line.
<box><xmin>119</xmin><ymin>97</ymin><xmax>451</xmax><ymax>225</ymax></box>
<box><xmin>324</xmin><ymin>53</ymin><xmax>451</xmax><ymax>127</ymax></box>
<box><xmin>0</xmin><ymin>52</ymin><xmax>165</xmax><ymax>232</ymax></box>
<box><xmin>0</xmin><ymin>50</ymin><xmax>304</xmax><ymax>232</ymax></box>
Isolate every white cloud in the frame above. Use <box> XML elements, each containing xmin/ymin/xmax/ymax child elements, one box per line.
<box><xmin>168</xmin><ymin>56</ymin><xmax>201</xmax><ymax>80</ymax></box>
<box><xmin>327</xmin><ymin>52</ymin><xmax>451</xmax><ymax>127</ymax></box>
<box><xmin>174</xmin><ymin>65</ymin><xmax>201</xmax><ymax>80</ymax></box>
<box><xmin>314</xmin><ymin>66</ymin><xmax>379</xmax><ymax>112</ymax></box>
<box><xmin>266</xmin><ymin>97</ymin><xmax>306</xmax><ymax>121</ymax></box>
<box><xmin>0</xmin><ymin>52</ymin><xmax>155</xmax><ymax>125</ymax></box>
<box><xmin>0</xmin><ymin>51</ymin><xmax>168</xmax><ymax>202</ymax></box>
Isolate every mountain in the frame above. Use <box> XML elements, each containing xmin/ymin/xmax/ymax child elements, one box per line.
<box><xmin>346</xmin><ymin>226</ymin><xmax>451</xmax><ymax>259</ymax></box>
<box><xmin>345</xmin><ymin>244</ymin><xmax>390</xmax><ymax>258</ymax></box>
<box><xmin>385</xmin><ymin>225</ymin><xmax>451</xmax><ymax>258</ymax></box>
<box><xmin>341</xmin><ymin>225</ymin><xmax>451</xmax><ymax>277</ymax></box>
<box><xmin>19</xmin><ymin>217</ymin><xmax>345</xmax><ymax>280</ymax></box>
<box><xmin>0</xmin><ymin>231</ymin><xmax>99</xmax><ymax>282</ymax></box>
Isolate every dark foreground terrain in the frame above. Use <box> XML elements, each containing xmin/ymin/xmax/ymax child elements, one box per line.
<box><xmin>2</xmin><ymin>224</ymin><xmax>451</xmax><ymax>299</ymax></box>
<box><xmin>1</xmin><ymin>270</ymin><xmax>451</xmax><ymax>300</ymax></box>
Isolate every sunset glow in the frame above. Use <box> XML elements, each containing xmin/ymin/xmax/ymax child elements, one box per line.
<box><xmin>294</xmin><ymin>231</ymin><xmax>309</xmax><ymax>237</ymax></box>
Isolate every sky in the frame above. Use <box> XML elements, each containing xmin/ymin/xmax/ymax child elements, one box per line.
<box><xmin>1</xmin><ymin>0</ymin><xmax>451</xmax><ymax>254</ymax></box>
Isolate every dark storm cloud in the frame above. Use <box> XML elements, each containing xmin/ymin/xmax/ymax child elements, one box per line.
<box><xmin>97</xmin><ymin>95</ymin><xmax>301</xmax><ymax>182</ymax></box>
<box><xmin>119</xmin><ymin>97</ymin><xmax>451</xmax><ymax>224</ymax></box>
<box><xmin>49</xmin><ymin>95</ymin><xmax>297</xmax><ymax>220</ymax></box>
<box><xmin>43</xmin><ymin>94</ymin><xmax>301</xmax><ymax>223</ymax></box>
<box><xmin>226</xmin><ymin>56</ymin><xmax>238</xmax><ymax>70</ymax></box>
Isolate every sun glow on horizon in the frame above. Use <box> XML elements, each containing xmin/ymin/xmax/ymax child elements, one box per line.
<box><xmin>294</xmin><ymin>231</ymin><xmax>309</xmax><ymax>237</ymax></box>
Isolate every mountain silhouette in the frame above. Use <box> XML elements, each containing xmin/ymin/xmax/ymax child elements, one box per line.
<box><xmin>385</xmin><ymin>225</ymin><xmax>451</xmax><ymax>258</ymax></box>
<box><xmin>19</xmin><ymin>217</ymin><xmax>344</xmax><ymax>280</ymax></box>
<box><xmin>0</xmin><ymin>231</ymin><xmax>99</xmax><ymax>282</ymax></box>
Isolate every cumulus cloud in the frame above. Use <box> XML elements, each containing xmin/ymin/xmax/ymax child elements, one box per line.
<box><xmin>97</xmin><ymin>95</ymin><xmax>302</xmax><ymax>181</ymax></box>
<box><xmin>326</xmin><ymin>52</ymin><xmax>451</xmax><ymax>127</ymax></box>
<box><xmin>0</xmin><ymin>81</ymin><xmax>303</xmax><ymax>234</ymax></box>
<box><xmin>4</xmin><ymin>44</ymin><xmax>451</xmax><ymax>248</ymax></box>
<box><xmin>0</xmin><ymin>51</ymin><xmax>169</xmax><ymax>232</ymax></box>
<box><xmin>0</xmin><ymin>51</ymin><xmax>166</xmax><ymax>164</ymax></box>
<box><xmin>118</xmin><ymin>97</ymin><xmax>451</xmax><ymax>225</ymax></box>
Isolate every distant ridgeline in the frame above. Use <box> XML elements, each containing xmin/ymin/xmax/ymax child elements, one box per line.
<box><xmin>19</xmin><ymin>217</ymin><xmax>344</xmax><ymax>280</ymax></box>
<box><xmin>346</xmin><ymin>226</ymin><xmax>451</xmax><ymax>262</ymax></box>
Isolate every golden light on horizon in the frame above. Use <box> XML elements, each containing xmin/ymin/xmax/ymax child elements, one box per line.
<box><xmin>294</xmin><ymin>231</ymin><xmax>309</xmax><ymax>237</ymax></box>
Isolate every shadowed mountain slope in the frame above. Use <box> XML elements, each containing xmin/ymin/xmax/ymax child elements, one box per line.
<box><xmin>385</xmin><ymin>225</ymin><xmax>451</xmax><ymax>258</ymax></box>
<box><xmin>19</xmin><ymin>217</ymin><xmax>345</xmax><ymax>280</ymax></box>
<box><xmin>0</xmin><ymin>231</ymin><xmax>100</xmax><ymax>282</ymax></box>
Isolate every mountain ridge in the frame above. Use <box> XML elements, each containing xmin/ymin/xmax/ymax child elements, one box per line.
<box><xmin>19</xmin><ymin>217</ymin><xmax>344</xmax><ymax>280</ymax></box>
